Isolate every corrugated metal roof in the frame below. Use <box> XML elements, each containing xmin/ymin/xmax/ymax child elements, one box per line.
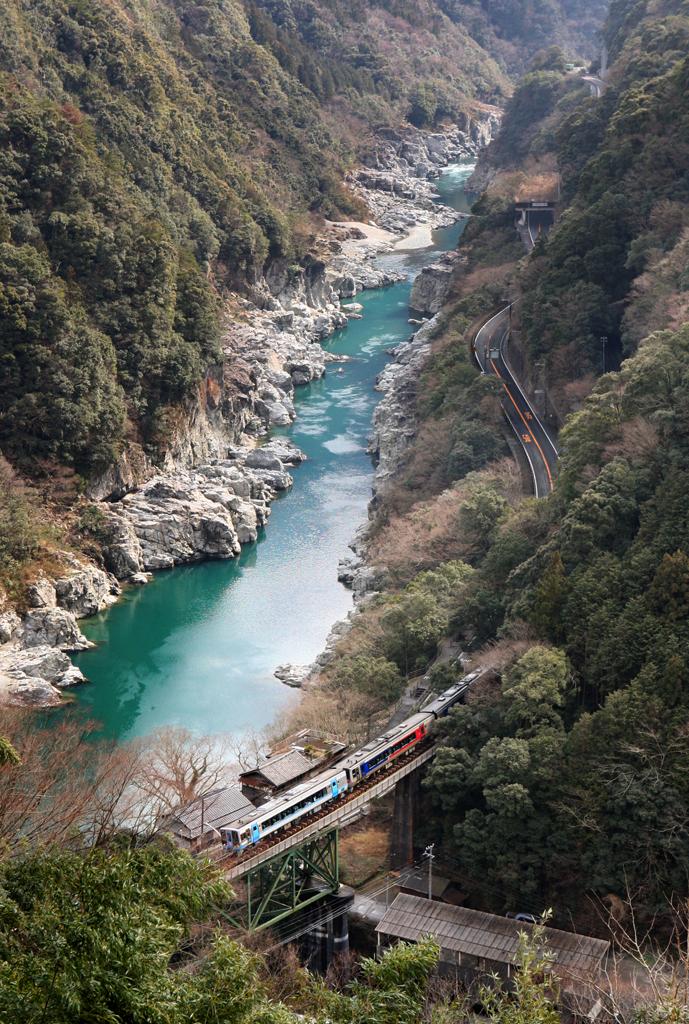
<box><xmin>172</xmin><ymin>787</ymin><xmax>255</xmax><ymax>839</ymax></box>
<box><xmin>376</xmin><ymin>895</ymin><xmax>609</xmax><ymax>971</ymax></box>
<box><xmin>241</xmin><ymin>749</ymin><xmax>314</xmax><ymax>788</ymax></box>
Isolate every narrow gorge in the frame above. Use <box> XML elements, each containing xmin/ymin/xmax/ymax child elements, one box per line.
<box><xmin>0</xmin><ymin>123</ymin><xmax>492</xmax><ymax>731</ymax></box>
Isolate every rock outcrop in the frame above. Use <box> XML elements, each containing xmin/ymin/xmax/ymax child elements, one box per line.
<box><xmin>348</xmin><ymin>118</ymin><xmax>500</xmax><ymax>237</ymax></box>
<box><xmin>466</xmin><ymin>115</ymin><xmax>504</xmax><ymax>193</ymax></box>
<box><xmin>409</xmin><ymin>252</ymin><xmax>461</xmax><ymax>316</ymax></box>
<box><xmin>100</xmin><ymin>439</ymin><xmax>303</xmax><ymax>577</ymax></box>
<box><xmin>370</xmin><ymin>315</ymin><xmax>440</xmax><ymax>490</ymax></box>
<box><xmin>0</xmin><ymin>563</ymin><xmax>119</xmax><ymax>706</ymax></box>
<box><xmin>274</xmin><ymin>663</ymin><xmax>312</xmax><ymax>688</ymax></box>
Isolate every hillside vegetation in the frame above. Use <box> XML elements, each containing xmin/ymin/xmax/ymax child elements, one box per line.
<box><xmin>0</xmin><ymin>705</ymin><xmax>576</xmax><ymax>1023</ymax></box>
<box><xmin>0</xmin><ymin>0</ymin><xmax>609</xmax><ymax>482</ymax></box>
<box><xmin>333</xmin><ymin>0</ymin><xmax>689</xmax><ymax>927</ymax></box>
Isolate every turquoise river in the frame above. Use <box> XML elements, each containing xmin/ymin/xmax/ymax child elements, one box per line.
<box><xmin>71</xmin><ymin>165</ymin><xmax>474</xmax><ymax>742</ymax></box>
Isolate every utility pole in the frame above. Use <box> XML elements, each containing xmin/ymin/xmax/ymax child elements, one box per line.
<box><xmin>423</xmin><ymin>844</ymin><xmax>435</xmax><ymax>900</ymax></box>
<box><xmin>600</xmin><ymin>335</ymin><xmax>608</xmax><ymax>373</ymax></box>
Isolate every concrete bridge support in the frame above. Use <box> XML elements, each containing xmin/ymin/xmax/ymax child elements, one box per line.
<box><xmin>301</xmin><ymin>890</ymin><xmax>352</xmax><ymax>972</ymax></box>
<box><xmin>390</xmin><ymin>772</ymin><xmax>419</xmax><ymax>870</ymax></box>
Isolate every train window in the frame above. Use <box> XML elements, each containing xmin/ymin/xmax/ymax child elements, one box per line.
<box><xmin>262</xmin><ymin>784</ymin><xmax>333</xmax><ymax>832</ymax></box>
<box><xmin>362</xmin><ymin>728</ymin><xmax>420</xmax><ymax>774</ymax></box>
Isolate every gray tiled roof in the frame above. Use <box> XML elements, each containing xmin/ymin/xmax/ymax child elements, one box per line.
<box><xmin>172</xmin><ymin>787</ymin><xmax>255</xmax><ymax>839</ymax></box>
<box><xmin>241</xmin><ymin>749</ymin><xmax>314</xmax><ymax>788</ymax></box>
<box><xmin>376</xmin><ymin>895</ymin><xmax>609</xmax><ymax>972</ymax></box>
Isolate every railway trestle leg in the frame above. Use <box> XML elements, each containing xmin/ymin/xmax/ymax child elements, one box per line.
<box><xmin>225</xmin><ymin>828</ymin><xmax>340</xmax><ymax>932</ymax></box>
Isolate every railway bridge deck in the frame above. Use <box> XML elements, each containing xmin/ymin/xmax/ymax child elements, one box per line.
<box><xmin>217</xmin><ymin>742</ymin><xmax>436</xmax><ymax>882</ymax></box>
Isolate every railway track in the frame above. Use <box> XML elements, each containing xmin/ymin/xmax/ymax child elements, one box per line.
<box><xmin>213</xmin><ymin>739</ymin><xmax>436</xmax><ymax>874</ymax></box>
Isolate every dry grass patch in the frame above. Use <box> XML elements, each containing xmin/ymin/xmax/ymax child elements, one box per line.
<box><xmin>468</xmin><ymin>631</ymin><xmax>538</xmax><ymax>676</ymax></box>
<box><xmin>371</xmin><ymin>485</ymin><xmax>469</xmax><ymax>578</ymax></box>
<box><xmin>371</xmin><ymin>458</ymin><xmax>526</xmax><ymax>582</ymax></box>
<box><xmin>449</xmin><ymin>260</ymin><xmax>518</xmax><ymax>303</ymax></box>
<box><xmin>339</xmin><ymin>796</ymin><xmax>394</xmax><ymax>886</ymax></box>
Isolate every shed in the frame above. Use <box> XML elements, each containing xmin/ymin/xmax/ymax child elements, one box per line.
<box><xmin>239</xmin><ymin>748</ymin><xmax>315</xmax><ymax>801</ymax></box>
<box><xmin>165</xmin><ymin>786</ymin><xmax>255</xmax><ymax>851</ymax></box>
<box><xmin>376</xmin><ymin>894</ymin><xmax>610</xmax><ymax>979</ymax></box>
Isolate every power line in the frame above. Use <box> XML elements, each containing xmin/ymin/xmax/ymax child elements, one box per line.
<box><xmin>258</xmin><ymin>862</ymin><xmax>427</xmax><ymax>952</ymax></box>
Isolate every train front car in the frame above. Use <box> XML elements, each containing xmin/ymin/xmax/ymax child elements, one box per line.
<box><xmin>222</xmin><ymin>769</ymin><xmax>348</xmax><ymax>853</ymax></box>
<box><xmin>421</xmin><ymin>669</ymin><xmax>484</xmax><ymax>718</ymax></box>
<box><xmin>220</xmin><ymin>823</ymin><xmax>251</xmax><ymax>852</ymax></box>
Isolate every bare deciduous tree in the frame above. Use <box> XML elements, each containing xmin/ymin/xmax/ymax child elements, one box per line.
<box><xmin>227</xmin><ymin>728</ymin><xmax>270</xmax><ymax>772</ymax></box>
<box><xmin>559</xmin><ymin>891</ymin><xmax>689</xmax><ymax>1024</ymax></box>
<box><xmin>0</xmin><ymin>707</ymin><xmax>143</xmax><ymax>850</ymax></box>
<box><xmin>0</xmin><ymin>711</ymin><xmax>244</xmax><ymax>852</ymax></box>
<box><xmin>133</xmin><ymin>727</ymin><xmax>236</xmax><ymax>814</ymax></box>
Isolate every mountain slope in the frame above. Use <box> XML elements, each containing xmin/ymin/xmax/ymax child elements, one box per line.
<box><xmin>0</xmin><ymin>0</ymin><xmax>606</xmax><ymax>478</ymax></box>
<box><xmin>388</xmin><ymin>0</ymin><xmax>689</xmax><ymax>919</ymax></box>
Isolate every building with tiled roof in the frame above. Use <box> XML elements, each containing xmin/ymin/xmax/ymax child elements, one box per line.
<box><xmin>377</xmin><ymin>894</ymin><xmax>609</xmax><ymax>978</ymax></box>
<box><xmin>239</xmin><ymin>749</ymin><xmax>315</xmax><ymax>800</ymax></box>
<box><xmin>164</xmin><ymin>786</ymin><xmax>255</xmax><ymax>851</ymax></box>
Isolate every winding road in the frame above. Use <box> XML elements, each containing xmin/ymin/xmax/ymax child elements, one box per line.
<box><xmin>582</xmin><ymin>74</ymin><xmax>606</xmax><ymax>98</ymax></box>
<box><xmin>473</xmin><ymin>307</ymin><xmax>559</xmax><ymax>498</ymax></box>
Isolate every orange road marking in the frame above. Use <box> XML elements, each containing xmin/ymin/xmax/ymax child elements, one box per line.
<box><xmin>490</xmin><ymin>357</ymin><xmax>554</xmax><ymax>491</ymax></box>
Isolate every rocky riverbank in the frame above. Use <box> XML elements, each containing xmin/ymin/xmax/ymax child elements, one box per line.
<box><xmin>347</xmin><ymin>120</ymin><xmax>498</xmax><ymax>235</ymax></box>
<box><xmin>330</xmin><ymin>311</ymin><xmax>444</xmax><ymax>613</ymax></box>
<box><xmin>409</xmin><ymin>251</ymin><xmax>462</xmax><ymax>316</ymax></box>
<box><xmin>277</xmin><ymin>119</ymin><xmax>504</xmax><ymax>690</ymax></box>
<box><xmin>0</xmin><ymin>115</ymin><xmax>498</xmax><ymax>708</ymax></box>
<box><xmin>0</xmin><ymin>559</ymin><xmax>120</xmax><ymax>707</ymax></box>
<box><xmin>273</xmin><ymin>127</ymin><xmax>505</xmax><ymax>690</ymax></box>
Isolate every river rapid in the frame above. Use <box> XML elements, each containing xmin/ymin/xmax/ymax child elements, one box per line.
<box><xmin>71</xmin><ymin>165</ymin><xmax>475</xmax><ymax>742</ymax></box>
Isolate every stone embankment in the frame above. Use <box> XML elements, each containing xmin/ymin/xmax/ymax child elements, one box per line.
<box><xmin>0</xmin><ymin>116</ymin><xmax>499</xmax><ymax>706</ymax></box>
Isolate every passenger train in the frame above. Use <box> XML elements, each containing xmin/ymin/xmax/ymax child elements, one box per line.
<box><xmin>221</xmin><ymin>670</ymin><xmax>483</xmax><ymax>853</ymax></box>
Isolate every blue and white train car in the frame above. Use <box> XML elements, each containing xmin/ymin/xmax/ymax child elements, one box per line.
<box><xmin>220</xmin><ymin>671</ymin><xmax>485</xmax><ymax>854</ymax></box>
<box><xmin>221</xmin><ymin>767</ymin><xmax>348</xmax><ymax>851</ymax></box>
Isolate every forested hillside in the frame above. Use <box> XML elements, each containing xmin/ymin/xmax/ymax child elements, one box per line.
<box><xmin>477</xmin><ymin>0</ymin><xmax>689</xmax><ymax>392</ymax></box>
<box><xmin>0</xmin><ymin>0</ymin><xmax>606</xmax><ymax>483</ymax></box>
<box><xmin>435</xmin><ymin>0</ymin><xmax>689</xmax><ymax>919</ymax></box>
<box><xmin>336</xmin><ymin>0</ymin><xmax>689</xmax><ymax>926</ymax></box>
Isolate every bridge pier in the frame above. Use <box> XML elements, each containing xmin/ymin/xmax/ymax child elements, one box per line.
<box><xmin>303</xmin><ymin>910</ymin><xmax>335</xmax><ymax>972</ymax></box>
<box><xmin>300</xmin><ymin>890</ymin><xmax>352</xmax><ymax>973</ymax></box>
<box><xmin>390</xmin><ymin>772</ymin><xmax>419</xmax><ymax>870</ymax></box>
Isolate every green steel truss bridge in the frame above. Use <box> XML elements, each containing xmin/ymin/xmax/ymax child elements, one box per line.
<box><xmin>220</xmin><ymin>743</ymin><xmax>435</xmax><ymax>930</ymax></box>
